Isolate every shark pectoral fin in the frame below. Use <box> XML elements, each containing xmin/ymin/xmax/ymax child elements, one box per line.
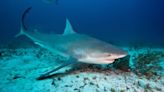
<box><xmin>37</xmin><ymin>58</ymin><xmax>77</xmax><ymax>80</ymax></box>
<box><xmin>63</xmin><ymin>18</ymin><xmax>76</xmax><ymax>35</ymax></box>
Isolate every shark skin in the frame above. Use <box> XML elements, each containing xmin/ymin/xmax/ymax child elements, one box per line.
<box><xmin>16</xmin><ymin>8</ymin><xmax>128</xmax><ymax>79</ymax></box>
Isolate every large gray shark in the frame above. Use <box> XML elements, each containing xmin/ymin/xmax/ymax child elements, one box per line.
<box><xmin>16</xmin><ymin>7</ymin><xmax>128</xmax><ymax>79</ymax></box>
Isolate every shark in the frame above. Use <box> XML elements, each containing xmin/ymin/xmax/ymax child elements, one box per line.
<box><xmin>42</xmin><ymin>0</ymin><xmax>59</xmax><ymax>5</ymax></box>
<box><xmin>16</xmin><ymin>7</ymin><xmax>128</xmax><ymax>79</ymax></box>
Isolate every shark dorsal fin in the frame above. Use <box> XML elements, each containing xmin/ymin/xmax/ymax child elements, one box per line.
<box><xmin>63</xmin><ymin>18</ymin><xmax>76</xmax><ymax>35</ymax></box>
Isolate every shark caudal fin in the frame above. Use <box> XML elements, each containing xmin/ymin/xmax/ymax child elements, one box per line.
<box><xmin>15</xmin><ymin>7</ymin><xmax>32</xmax><ymax>37</ymax></box>
<box><xmin>63</xmin><ymin>18</ymin><xmax>76</xmax><ymax>35</ymax></box>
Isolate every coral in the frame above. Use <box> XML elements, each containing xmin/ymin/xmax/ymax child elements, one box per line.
<box><xmin>133</xmin><ymin>49</ymin><xmax>164</xmax><ymax>78</ymax></box>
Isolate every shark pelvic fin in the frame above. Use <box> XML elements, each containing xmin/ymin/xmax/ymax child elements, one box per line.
<box><xmin>63</xmin><ymin>18</ymin><xmax>76</xmax><ymax>35</ymax></box>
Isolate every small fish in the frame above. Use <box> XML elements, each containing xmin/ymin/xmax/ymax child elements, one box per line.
<box><xmin>16</xmin><ymin>7</ymin><xmax>128</xmax><ymax>79</ymax></box>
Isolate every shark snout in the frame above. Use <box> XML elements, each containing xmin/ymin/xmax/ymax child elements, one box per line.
<box><xmin>119</xmin><ymin>54</ymin><xmax>127</xmax><ymax>58</ymax></box>
<box><xmin>113</xmin><ymin>54</ymin><xmax>127</xmax><ymax>59</ymax></box>
<box><xmin>112</xmin><ymin>51</ymin><xmax>128</xmax><ymax>59</ymax></box>
<box><xmin>103</xmin><ymin>54</ymin><xmax>125</xmax><ymax>60</ymax></box>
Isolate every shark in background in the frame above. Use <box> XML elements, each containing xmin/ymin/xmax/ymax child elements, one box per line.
<box><xmin>42</xmin><ymin>0</ymin><xmax>59</xmax><ymax>5</ymax></box>
<box><xmin>16</xmin><ymin>7</ymin><xmax>128</xmax><ymax>79</ymax></box>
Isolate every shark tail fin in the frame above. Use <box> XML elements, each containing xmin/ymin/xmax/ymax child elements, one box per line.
<box><xmin>15</xmin><ymin>7</ymin><xmax>32</xmax><ymax>37</ymax></box>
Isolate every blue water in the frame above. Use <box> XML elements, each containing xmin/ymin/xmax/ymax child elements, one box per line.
<box><xmin>0</xmin><ymin>0</ymin><xmax>164</xmax><ymax>47</ymax></box>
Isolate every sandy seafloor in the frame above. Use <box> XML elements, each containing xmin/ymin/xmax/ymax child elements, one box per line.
<box><xmin>0</xmin><ymin>46</ymin><xmax>164</xmax><ymax>92</ymax></box>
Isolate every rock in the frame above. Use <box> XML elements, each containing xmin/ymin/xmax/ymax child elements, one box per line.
<box><xmin>138</xmin><ymin>79</ymin><xmax>147</xmax><ymax>88</ymax></box>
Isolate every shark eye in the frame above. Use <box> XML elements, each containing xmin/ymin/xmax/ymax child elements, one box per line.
<box><xmin>107</xmin><ymin>54</ymin><xmax>111</xmax><ymax>56</ymax></box>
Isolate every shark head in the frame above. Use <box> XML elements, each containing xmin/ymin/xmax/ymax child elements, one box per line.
<box><xmin>72</xmin><ymin>41</ymin><xmax>128</xmax><ymax>64</ymax></box>
<box><xmin>80</xmin><ymin>49</ymin><xmax>127</xmax><ymax>64</ymax></box>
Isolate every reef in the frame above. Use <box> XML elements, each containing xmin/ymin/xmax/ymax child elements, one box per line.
<box><xmin>0</xmin><ymin>47</ymin><xmax>164</xmax><ymax>92</ymax></box>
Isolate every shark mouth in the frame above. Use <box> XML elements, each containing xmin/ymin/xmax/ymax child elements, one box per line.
<box><xmin>78</xmin><ymin>52</ymin><xmax>127</xmax><ymax>64</ymax></box>
<box><xmin>78</xmin><ymin>55</ymin><xmax>116</xmax><ymax>64</ymax></box>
